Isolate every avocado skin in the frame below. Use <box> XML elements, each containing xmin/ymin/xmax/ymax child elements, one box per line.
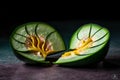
<box><xmin>13</xmin><ymin>50</ymin><xmax>52</xmax><ymax>66</ymax></box>
<box><xmin>55</xmin><ymin>42</ymin><xmax>109</xmax><ymax>67</ymax></box>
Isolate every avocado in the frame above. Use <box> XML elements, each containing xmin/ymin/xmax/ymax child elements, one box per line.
<box><xmin>10</xmin><ymin>22</ymin><xmax>110</xmax><ymax>67</ymax></box>
<box><xmin>10</xmin><ymin>22</ymin><xmax>66</xmax><ymax>64</ymax></box>
<box><xmin>55</xmin><ymin>23</ymin><xmax>110</xmax><ymax>66</ymax></box>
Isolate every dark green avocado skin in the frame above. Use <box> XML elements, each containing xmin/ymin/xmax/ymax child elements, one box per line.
<box><xmin>56</xmin><ymin>43</ymin><xmax>109</xmax><ymax>67</ymax></box>
<box><xmin>13</xmin><ymin>50</ymin><xmax>52</xmax><ymax>65</ymax></box>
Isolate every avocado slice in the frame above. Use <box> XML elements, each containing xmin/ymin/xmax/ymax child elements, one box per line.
<box><xmin>55</xmin><ymin>23</ymin><xmax>110</xmax><ymax>66</ymax></box>
<box><xmin>10</xmin><ymin>22</ymin><xmax>66</xmax><ymax>64</ymax></box>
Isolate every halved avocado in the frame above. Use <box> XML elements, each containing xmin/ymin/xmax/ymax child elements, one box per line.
<box><xmin>55</xmin><ymin>23</ymin><xmax>110</xmax><ymax>66</ymax></box>
<box><xmin>10</xmin><ymin>22</ymin><xmax>66</xmax><ymax>64</ymax></box>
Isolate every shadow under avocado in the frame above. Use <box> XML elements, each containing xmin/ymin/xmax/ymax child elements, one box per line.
<box><xmin>56</xmin><ymin>58</ymin><xmax>120</xmax><ymax>69</ymax></box>
<box><xmin>23</xmin><ymin>62</ymin><xmax>53</xmax><ymax>68</ymax></box>
<box><xmin>103</xmin><ymin>58</ymin><xmax>120</xmax><ymax>68</ymax></box>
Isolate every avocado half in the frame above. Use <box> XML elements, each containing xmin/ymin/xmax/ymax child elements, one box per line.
<box><xmin>54</xmin><ymin>23</ymin><xmax>110</xmax><ymax>66</ymax></box>
<box><xmin>10</xmin><ymin>22</ymin><xmax>66</xmax><ymax>64</ymax></box>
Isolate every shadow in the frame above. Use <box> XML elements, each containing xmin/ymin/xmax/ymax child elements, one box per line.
<box><xmin>22</xmin><ymin>62</ymin><xmax>53</xmax><ymax>69</ymax></box>
<box><xmin>103</xmin><ymin>58</ymin><xmax>120</xmax><ymax>69</ymax></box>
<box><xmin>56</xmin><ymin>62</ymin><xmax>102</xmax><ymax>69</ymax></box>
<box><xmin>56</xmin><ymin>58</ymin><xmax>120</xmax><ymax>70</ymax></box>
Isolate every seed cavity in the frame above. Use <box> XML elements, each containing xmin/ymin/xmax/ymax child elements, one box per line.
<box><xmin>25</xmin><ymin>34</ymin><xmax>54</xmax><ymax>58</ymax></box>
<box><xmin>62</xmin><ymin>37</ymin><xmax>93</xmax><ymax>58</ymax></box>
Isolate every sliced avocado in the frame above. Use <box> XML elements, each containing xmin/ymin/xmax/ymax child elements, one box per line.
<box><xmin>55</xmin><ymin>23</ymin><xmax>110</xmax><ymax>66</ymax></box>
<box><xmin>10</xmin><ymin>22</ymin><xmax>66</xmax><ymax>64</ymax></box>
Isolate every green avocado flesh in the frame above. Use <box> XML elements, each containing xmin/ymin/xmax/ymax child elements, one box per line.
<box><xmin>55</xmin><ymin>23</ymin><xmax>110</xmax><ymax>66</ymax></box>
<box><xmin>10</xmin><ymin>22</ymin><xmax>65</xmax><ymax>64</ymax></box>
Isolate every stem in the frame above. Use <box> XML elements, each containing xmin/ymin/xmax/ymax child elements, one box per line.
<box><xmin>90</xmin><ymin>41</ymin><xmax>106</xmax><ymax>48</ymax></box>
<box><xmin>93</xmin><ymin>32</ymin><xmax>108</xmax><ymax>42</ymax></box>
<box><xmin>35</xmin><ymin>24</ymin><xmax>39</xmax><ymax>37</ymax></box>
<box><xmin>12</xmin><ymin>37</ymin><xmax>25</xmax><ymax>44</ymax></box>
<box><xmin>88</xmin><ymin>24</ymin><xmax>92</xmax><ymax>38</ymax></box>
<box><xmin>25</xmin><ymin>25</ymin><xmax>30</xmax><ymax>35</ymax></box>
<box><xmin>91</xmin><ymin>27</ymin><xmax>103</xmax><ymax>37</ymax></box>
<box><xmin>15</xmin><ymin>33</ymin><xmax>27</xmax><ymax>38</ymax></box>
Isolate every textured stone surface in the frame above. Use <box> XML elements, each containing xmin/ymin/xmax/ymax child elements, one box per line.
<box><xmin>0</xmin><ymin>63</ymin><xmax>120</xmax><ymax>80</ymax></box>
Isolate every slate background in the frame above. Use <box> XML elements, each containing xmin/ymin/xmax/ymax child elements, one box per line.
<box><xmin>0</xmin><ymin>7</ymin><xmax>120</xmax><ymax>80</ymax></box>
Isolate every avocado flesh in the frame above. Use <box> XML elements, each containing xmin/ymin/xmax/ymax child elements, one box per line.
<box><xmin>10</xmin><ymin>22</ymin><xmax>65</xmax><ymax>64</ymax></box>
<box><xmin>55</xmin><ymin>23</ymin><xmax>110</xmax><ymax>66</ymax></box>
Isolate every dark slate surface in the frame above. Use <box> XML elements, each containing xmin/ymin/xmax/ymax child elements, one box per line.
<box><xmin>0</xmin><ymin>20</ymin><xmax>120</xmax><ymax>80</ymax></box>
<box><xmin>0</xmin><ymin>63</ymin><xmax>120</xmax><ymax>80</ymax></box>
